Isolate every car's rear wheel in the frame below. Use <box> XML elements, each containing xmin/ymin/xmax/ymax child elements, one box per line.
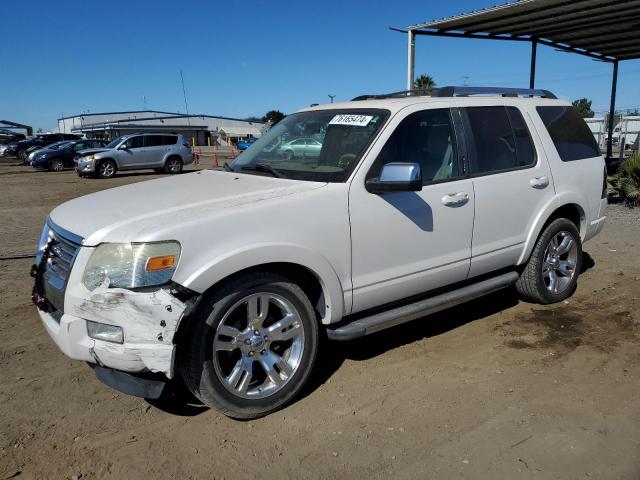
<box><xmin>165</xmin><ymin>156</ymin><xmax>183</xmax><ymax>174</ymax></box>
<box><xmin>97</xmin><ymin>160</ymin><xmax>117</xmax><ymax>179</ymax></box>
<box><xmin>49</xmin><ymin>158</ymin><xmax>64</xmax><ymax>172</ymax></box>
<box><xmin>179</xmin><ymin>272</ymin><xmax>319</xmax><ymax>419</ymax></box>
<box><xmin>516</xmin><ymin>218</ymin><xmax>582</xmax><ymax>304</ymax></box>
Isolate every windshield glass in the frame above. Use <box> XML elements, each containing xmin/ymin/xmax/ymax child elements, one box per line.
<box><xmin>230</xmin><ymin>109</ymin><xmax>389</xmax><ymax>182</ymax></box>
<box><xmin>105</xmin><ymin>136</ymin><xmax>125</xmax><ymax>149</ymax></box>
<box><xmin>48</xmin><ymin>141</ymin><xmax>73</xmax><ymax>150</ymax></box>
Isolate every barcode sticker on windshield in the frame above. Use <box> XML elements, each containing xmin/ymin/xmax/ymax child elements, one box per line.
<box><xmin>329</xmin><ymin>114</ymin><xmax>373</xmax><ymax>127</ymax></box>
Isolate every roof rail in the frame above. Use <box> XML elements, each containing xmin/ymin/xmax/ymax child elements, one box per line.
<box><xmin>433</xmin><ymin>86</ymin><xmax>557</xmax><ymax>99</ymax></box>
<box><xmin>351</xmin><ymin>90</ymin><xmax>424</xmax><ymax>101</ymax></box>
<box><xmin>352</xmin><ymin>86</ymin><xmax>557</xmax><ymax>101</ymax></box>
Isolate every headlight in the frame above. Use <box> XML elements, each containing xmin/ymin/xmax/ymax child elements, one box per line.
<box><xmin>82</xmin><ymin>241</ymin><xmax>181</xmax><ymax>291</ymax></box>
<box><xmin>85</xmin><ymin>155</ymin><xmax>95</xmax><ymax>160</ymax></box>
<box><xmin>35</xmin><ymin>223</ymin><xmax>52</xmax><ymax>263</ymax></box>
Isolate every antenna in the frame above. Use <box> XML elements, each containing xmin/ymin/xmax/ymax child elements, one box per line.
<box><xmin>328</xmin><ymin>94</ymin><xmax>336</xmax><ymax>103</ymax></box>
<box><xmin>180</xmin><ymin>70</ymin><xmax>191</xmax><ymax>127</ymax></box>
<box><xmin>143</xmin><ymin>95</ymin><xmax>147</xmax><ymax>110</ymax></box>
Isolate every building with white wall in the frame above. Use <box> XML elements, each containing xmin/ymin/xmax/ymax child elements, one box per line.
<box><xmin>58</xmin><ymin>110</ymin><xmax>267</xmax><ymax>146</ymax></box>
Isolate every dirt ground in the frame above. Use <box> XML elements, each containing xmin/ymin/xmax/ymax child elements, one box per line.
<box><xmin>1</xmin><ymin>160</ymin><xmax>640</xmax><ymax>480</ymax></box>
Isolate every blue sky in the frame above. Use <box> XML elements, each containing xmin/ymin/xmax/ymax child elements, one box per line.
<box><xmin>1</xmin><ymin>0</ymin><xmax>638</xmax><ymax>131</ymax></box>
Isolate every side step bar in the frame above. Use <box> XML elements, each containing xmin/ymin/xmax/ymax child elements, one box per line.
<box><xmin>327</xmin><ymin>271</ymin><xmax>520</xmax><ymax>341</ymax></box>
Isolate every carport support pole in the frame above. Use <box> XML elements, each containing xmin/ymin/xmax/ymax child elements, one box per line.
<box><xmin>407</xmin><ymin>29</ymin><xmax>415</xmax><ymax>92</ymax></box>
<box><xmin>529</xmin><ymin>39</ymin><xmax>537</xmax><ymax>89</ymax></box>
<box><xmin>606</xmin><ymin>59</ymin><xmax>619</xmax><ymax>160</ymax></box>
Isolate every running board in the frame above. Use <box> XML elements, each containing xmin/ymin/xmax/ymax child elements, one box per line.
<box><xmin>327</xmin><ymin>271</ymin><xmax>520</xmax><ymax>341</ymax></box>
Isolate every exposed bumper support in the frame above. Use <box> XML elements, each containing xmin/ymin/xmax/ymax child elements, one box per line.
<box><xmin>327</xmin><ymin>271</ymin><xmax>520</xmax><ymax>341</ymax></box>
<box><xmin>93</xmin><ymin>365</ymin><xmax>167</xmax><ymax>399</ymax></box>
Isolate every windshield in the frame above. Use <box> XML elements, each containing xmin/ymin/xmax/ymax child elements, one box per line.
<box><xmin>48</xmin><ymin>141</ymin><xmax>73</xmax><ymax>150</ymax></box>
<box><xmin>230</xmin><ymin>109</ymin><xmax>389</xmax><ymax>182</ymax></box>
<box><xmin>105</xmin><ymin>136</ymin><xmax>125</xmax><ymax>149</ymax></box>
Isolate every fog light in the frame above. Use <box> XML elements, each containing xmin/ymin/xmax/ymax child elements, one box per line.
<box><xmin>87</xmin><ymin>320</ymin><xmax>124</xmax><ymax>344</ymax></box>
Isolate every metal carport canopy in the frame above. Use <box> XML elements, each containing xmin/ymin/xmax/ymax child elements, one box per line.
<box><xmin>396</xmin><ymin>0</ymin><xmax>640</xmax><ymax>159</ymax></box>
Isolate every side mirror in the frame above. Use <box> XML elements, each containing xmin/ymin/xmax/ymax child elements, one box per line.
<box><xmin>366</xmin><ymin>162</ymin><xmax>422</xmax><ymax>193</ymax></box>
<box><xmin>118</xmin><ymin>144</ymin><xmax>128</xmax><ymax>150</ymax></box>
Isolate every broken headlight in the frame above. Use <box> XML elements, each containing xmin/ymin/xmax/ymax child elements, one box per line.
<box><xmin>82</xmin><ymin>241</ymin><xmax>181</xmax><ymax>291</ymax></box>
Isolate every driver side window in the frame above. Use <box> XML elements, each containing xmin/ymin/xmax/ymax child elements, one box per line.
<box><xmin>124</xmin><ymin>136</ymin><xmax>144</xmax><ymax>149</ymax></box>
<box><xmin>370</xmin><ymin>108</ymin><xmax>459</xmax><ymax>185</ymax></box>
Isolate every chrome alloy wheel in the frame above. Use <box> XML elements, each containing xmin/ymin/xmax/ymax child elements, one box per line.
<box><xmin>542</xmin><ymin>231</ymin><xmax>578</xmax><ymax>294</ymax></box>
<box><xmin>100</xmin><ymin>162</ymin><xmax>115</xmax><ymax>177</ymax></box>
<box><xmin>212</xmin><ymin>293</ymin><xmax>305</xmax><ymax>399</ymax></box>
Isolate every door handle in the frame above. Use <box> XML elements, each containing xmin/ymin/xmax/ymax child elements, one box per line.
<box><xmin>530</xmin><ymin>175</ymin><xmax>549</xmax><ymax>189</ymax></box>
<box><xmin>441</xmin><ymin>192</ymin><xmax>469</xmax><ymax>207</ymax></box>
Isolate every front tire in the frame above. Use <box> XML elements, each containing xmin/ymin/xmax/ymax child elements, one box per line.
<box><xmin>516</xmin><ymin>218</ymin><xmax>582</xmax><ymax>304</ymax></box>
<box><xmin>179</xmin><ymin>272</ymin><xmax>319</xmax><ymax>419</ymax></box>
<box><xmin>49</xmin><ymin>158</ymin><xmax>64</xmax><ymax>172</ymax></box>
<box><xmin>97</xmin><ymin>160</ymin><xmax>117</xmax><ymax>179</ymax></box>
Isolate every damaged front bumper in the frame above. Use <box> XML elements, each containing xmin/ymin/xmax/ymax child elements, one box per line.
<box><xmin>36</xmin><ymin>283</ymin><xmax>198</xmax><ymax>379</ymax></box>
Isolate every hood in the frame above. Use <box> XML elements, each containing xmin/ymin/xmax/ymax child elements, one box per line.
<box><xmin>77</xmin><ymin>148</ymin><xmax>110</xmax><ymax>156</ymax></box>
<box><xmin>49</xmin><ymin>170</ymin><xmax>326</xmax><ymax>245</ymax></box>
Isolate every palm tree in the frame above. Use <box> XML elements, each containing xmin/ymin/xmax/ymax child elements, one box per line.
<box><xmin>414</xmin><ymin>74</ymin><xmax>436</xmax><ymax>95</ymax></box>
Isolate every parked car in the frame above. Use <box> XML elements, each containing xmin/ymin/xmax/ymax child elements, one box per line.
<box><xmin>74</xmin><ymin>133</ymin><xmax>193</xmax><ymax>178</ymax></box>
<box><xmin>277</xmin><ymin>137</ymin><xmax>322</xmax><ymax>159</ymax></box>
<box><xmin>26</xmin><ymin>141</ymin><xmax>71</xmax><ymax>165</ymax></box>
<box><xmin>32</xmin><ymin>87</ymin><xmax>606</xmax><ymax>419</ymax></box>
<box><xmin>31</xmin><ymin>139</ymin><xmax>108</xmax><ymax>171</ymax></box>
<box><xmin>237</xmin><ymin>137</ymin><xmax>257</xmax><ymax>150</ymax></box>
<box><xmin>9</xmin><ymin>133</ymin><xmax>81</xmax><ymax>160</ymax></box>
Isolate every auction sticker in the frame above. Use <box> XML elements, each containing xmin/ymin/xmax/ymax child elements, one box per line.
<box><xmin>329</xmin><ymin>114</ymin><xmax>373</xmax><ymax>127</ymax></box>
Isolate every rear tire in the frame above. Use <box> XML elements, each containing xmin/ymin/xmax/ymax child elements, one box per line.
<box><xmin>97</xmin><ymin>159</ymin><xmax>117</xmax><ymax>179</ymax></box>
<box><xmin>516</xmin><ymin>218</ymin><xmax>582</xmax><ymax>304</ymax></box>
<box><xmin>165</xmin><ymin>156</ymin><xmax>183</xmax><ymax>174</ymax></box>
<box><xmin>179</xmin><ymin>272</ymin><xmax>319</xmax><ymax>419</ymax></box>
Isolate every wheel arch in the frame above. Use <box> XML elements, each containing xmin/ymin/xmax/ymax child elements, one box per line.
<box><xmin>517</xmin><ymin>197</ymin><xmax>586</xmax><ymax>266</ymax></box>
<box><xmin>177</xmin><ymin>245</ymin><xmax>346</xmax><ymax>325</ymax></box>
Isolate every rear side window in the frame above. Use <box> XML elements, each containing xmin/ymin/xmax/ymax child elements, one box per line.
<box><xmin>464</xmin><ymin>106</ymin><xmax>536</xmax><ymax>175</ymax></box>
<box><xmin>144</xmin><ymin>135</ymin><xmax>164</xmax><ymax>147</ymax></box>
<box><xmin>163</xmin><ymin>135</ymin><xmax>178</xmax><ymax>145</ymax></box>
<box><xmin>536</xmin><ymin>106</ymin><xmax>600</xmax><ymax>161</ymax></box>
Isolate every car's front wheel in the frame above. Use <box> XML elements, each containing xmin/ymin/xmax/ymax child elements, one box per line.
<box><xmin>49</xmin><ymin>158</ymin><xmax>64</xmax><ymax>172</ymax></box>
<box><xmin>516</xmin><ymin>218</ymin><xmax>582</xmax><ymax>304</ymax></box>
<box><xmin>97</xmin><ymin>160</ymin><xmax>117</xmax><ymax>179</ymax></box>
<box><xmin>179</xmin><ymin>272</ymin><xmax>319</xmax><ymax>419</ymax></box>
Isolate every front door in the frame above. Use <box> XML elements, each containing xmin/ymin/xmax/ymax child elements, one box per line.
<box><xmin>116</xmin><ymin>135</ymin><xmax>146</xmax><ymax>168</ymax></box>
<box><xmin>349</xmin><ymin>107</ymin><xmax>475</xmax><ymax>313</ymax></box>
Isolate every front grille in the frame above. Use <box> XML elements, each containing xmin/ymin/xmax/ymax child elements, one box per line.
<box><xmin>43</xmin><ymin>224</ymin><xmax>82</xmax><ymax>315</ymax></box>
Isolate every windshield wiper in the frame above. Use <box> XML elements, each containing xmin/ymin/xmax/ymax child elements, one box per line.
<box><xmin>223</xmin><ymin>162</ymin><xmax>233</xmax><ymax>172</ymax></box>
<box><xmin>240</xmin><ymin>163</ymin><xmax>287</xmax><ymax>178</ymax></box>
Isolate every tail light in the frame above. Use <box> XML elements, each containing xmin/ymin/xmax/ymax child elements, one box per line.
<box><xmin>602</xmin><ymin>165</ymin><xmax>607</xmax><ymax>199</ymax></box>
<box><xmin>183</xmin><ymin>142</ymin><xmax>191</xmax><ymax>150</ymax></box>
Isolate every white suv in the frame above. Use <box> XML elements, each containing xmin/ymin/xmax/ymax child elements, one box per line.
<box><xmin>32</xmin><ymin>87</ymin><xmax>607</xmax><ymax>418</ymax></box>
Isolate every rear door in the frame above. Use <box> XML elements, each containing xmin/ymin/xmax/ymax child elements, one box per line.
<box><xmin>462</xmin><ymin>104</ymin><xmax>555</xmax><ymax>278</ymax></box>
<box><xmin>143</xmin><ymin>135</ymin><xmax>168</xmax><ymax>166</ymax></box>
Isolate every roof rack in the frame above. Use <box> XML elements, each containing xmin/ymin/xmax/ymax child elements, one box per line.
<box><xmin>433</xmin><ymin>86</ymin><xmax>557</xmax><ymax>99</ymax></box>
<box><xmin>352</xmin><ymin>86</ymin><xmax>556</xmax><ymax>101</ymax></box>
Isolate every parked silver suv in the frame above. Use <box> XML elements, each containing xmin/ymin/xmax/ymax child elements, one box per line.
<box><xmin>75</xmin><ymin>133</ymin><xmax>193</xmax><ymax>178</ymax></box>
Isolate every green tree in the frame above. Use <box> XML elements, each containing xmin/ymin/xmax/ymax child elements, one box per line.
<box><xmin>244</xmin><ymin>116</ymin><xmax>263</xmax><ymax>123</ymax></box>
<box><xmin>572</xmin><ymin>98</ymin><xmax>594</xmax><ymax>118</ymax></box>
<box><xmin>414</xmin><ymin>74</ymin><xmax>436</xmax><ymax>95</ymax></box>
<box><xmin>263</xmin><ymin>110</ymin><xmax>286</xmax><ymax>125</ymax></box>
